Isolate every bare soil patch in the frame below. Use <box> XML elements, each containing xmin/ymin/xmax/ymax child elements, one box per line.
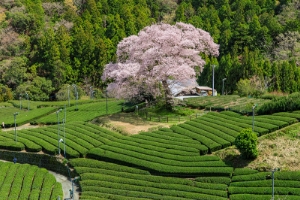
<box><xmin>108</xmin><ymin>120</ymin><xmax>170</xmax><ymax>135</ymax></box>
<box><xmin>93</xmin><ymin>112</ymin><xmax>175</xmax><ymax>135</ymax></box>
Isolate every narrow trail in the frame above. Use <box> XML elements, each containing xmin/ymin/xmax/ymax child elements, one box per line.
<box><xmin>1</xmin><ymin>123</ymin><xmax>41</xmax><ymax>132</ymax></box>
<box><xmin>49</xmin><ymin>171</ymin><xmax>80</xmax><ymax>200</ymax></box>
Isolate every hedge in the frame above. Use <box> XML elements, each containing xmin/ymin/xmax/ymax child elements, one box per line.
<box><xmin>256</xmin><ymin>115</ymin><xmax>297</xmax><ymax>124</ymax></box>
<box><xmin>230</xmin><ymin>194</ymin><xmax>300</xmax><ymax>200</ymax></box>
<box><xmin>94</xmin><ymin>144</ymin><xmax>227</xmax><ymax>167</ymax></box>
<box><xmin>186</xmin><ymin>121</ymin><xmax>236</xmax><ymax>143</ymax></box>
<box><xmin>193</xmin><ymin>118</ymin><xmax>240</xmax><ymax>137</ymax></box>
<box><xmin>232</xmin><ymin>171</ymin><xmax>300</xmax><ymax>182</ymax></box>
<box><xmin>231</xmin><ymin>172</ymin><xmax>270</xmax><ymax>182</ymax></box>
<box><xmin>70</xmin><ymin>158</ymin><xmax>151</xmax><ymax>175</ymax></box>
<box><xmin>273</xmin><ymin>112</ymin><xmax>300</xmax><ymax>120</ymax></box>
<box><xmin>233</xmin><ymin>168</ymin><xmax>258</xmax><ymax>176</ymax></box>
<box><xmin>50</xmin><ymin>182</ymin><xmax>63</xmax><ymax>200</ymax></box>
<box><xmin>86</xmin><ymin>148</ymin><xmax>233</xmax><ymax>176</ymax></box>
<box><xmin>103</xmin><ymin>140</ymin><xmax>204</xmax><ymax>161</ymax></box>
<box><xmin>47</xmin><ymin>126</ymin><xmax>96</xmax><ymax>149</ymax></box>
<box><xmin>81</xmin><ymin>185</ymin><xmax>228</xmax><ymax>200</ymax></box>
<box><xmin>0</xmin><ymin>130</ymin><xmax>42</xmax><ymax>152</ymax></box>
<box><xmin>0</xmin><ymin>141</ymin><xmax>25</xmax><ymax>151</ymax></box>
<box><xmin>80</xmin><ymin>192</ymin><xmax>147</xmax><ymax>200</ymax></box>
<box><xmin>75</xmin><ymin>167</ymin><xmax>228</xmax><ymax>191</ymax></box>
<box><xmin>7</xmin><ymin>163</ymin><xmax>29</xmax><ymax>199</ymax></box>
<box><xmin>22</xmin><ymin>129</ymin><xmax>80</xmax><ymax>157</ymax></box>
<box><xmin>198</xmin><ymin>115</ymin><xmax>243</xmax><ymax>133</ymax></box>
<box><xmin>125</xmin><ymin>134</ymin><xmax>207</xmax><ymax>155</ymax></box>
<box><xmin>0</xmin><ymin>162</ymin><xmax>61</xmax><ymax>200</ymax></box>
<box><xmin>39</xmin><ymin>173</ymin><xmax>57</xmax><ymax>199</ymax></box>
<box><xmin>170</xmin><ymin>125</ymin><xmax>221</xmax><ymax>152</ymax></box>
<box><xmin>35</xmin><ymin>100</ymin><xmax>126</xmax><ymax>124</ymax></box>
<box><xmin>228</xmin><ymin>186</ymin><xmax>300</xmax><ymax>195</ymax></box>
<box><xmin>80</xmin><ymin>178</ymin><xmax>228</xmax><ymax>198</ymax></box>
<box><xmin>0</xmin><ymin>163</ymin><xmax>20</xmax><ymax>198</ymax></box>
<box><xmin>179</xmin><ymin>123</ymin><xmax>231</xmax><ymax>148</ymax></box>
<box><xmin>253</xmin><ymin>117</ymin><xmax>288</xmax><ymax>129</ymax></box>
<box><xmin>230</xmin><ymin>180</ymin><xmax>300</xmax><ymax>188</ymax></box>
<box><xmin>195</xmin><ymin>177</ymin><xmax>231</xmax><ymax>185</ymax></box>
<box><xmin>219</xmin><ymin>112</ymin><xmax>278</xmax><ymax>132</ymax></box>
<box><xmin>142</xmin><ymin>130</ymin><xmax>202</xmax><ymax>145</ymax></box>
<box><xmin>20</xmin><ymin>129</ymin><xmax>60</xmax><ymax>154</ymax></box>
<box><xmin>0</xmin><ymin>151</ymin><xmax>70</xmax><ymax>177</ymax></box>
<box><xmin>80</xmin><ymin>189</ymin><xmax>196</xmax><ymax>200</ymax></box>
<box><xmin>18</xmin><ymin>165</ymin><xmax>39</xmax><ymax>199</ymax></box>
<box><xmin>127</xmin><ymin>135</ymin><xmax>206</xmax><ymax>155</ymax></box>
<box><xmin>205</xmin><ymin>112</ymin><xmax>269</xmax><ymax>136</ymax></box>
<box><xmin>1</xmin><ymin>107</ymin><xmax>57</xmax><ymax>128</ymax></box>
<box><xmin>41</xmin><ymin>127</ymin><xmax>91</xmax><ymax>157</ymax></box>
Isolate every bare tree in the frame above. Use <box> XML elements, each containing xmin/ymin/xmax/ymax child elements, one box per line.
<box><xmin>273</xmin><ymin>31</ymin><xmax>300</xmax><ymax>66</ymax></box>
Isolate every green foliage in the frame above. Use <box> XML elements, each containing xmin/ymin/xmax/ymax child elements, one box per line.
<box><xmin>235</xmin><ymin>128</ymin><xmax>258</xmax><ymax>159</ymax></box>
<box><xmin>0</xmin><ymin>85</ymin><xmax>13</xmax><ymax>102</ymax></box>
<box><xmin>257</xmin><ymin>92</ymin><xmax>300</xmax><ymax>114</ymax></box>
<box><xmin>0</xmin><ymin>162</ymin><xmax>62</xmax><ymax>200</ymax></box>
<box><xmin>236</xmin><ymin>79</ymin><xmax>253</xmax><ymax>97</ymax></box>
<box><xmin>15</xmin><ymin>76</ymin><xmax>54</xmax><ymax>101</ymax></box>
<box><xmin>184</xmin><ymin>95</ymin><xmax>270</xmax><ymax>114</ymax></box>
<box><xmin>1</xmin><ymin>0</ymin><xmax>300</xmax><ymax>99</ymax></box>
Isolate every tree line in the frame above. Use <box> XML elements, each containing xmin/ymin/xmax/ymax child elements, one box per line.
<box><xmin>0</xmin><ymin>0</ymin><xmax>299</xmax><ymax>101</ymax></box>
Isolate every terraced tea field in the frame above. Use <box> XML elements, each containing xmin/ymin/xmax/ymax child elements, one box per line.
<box><xmin>0</xmin><ymin>162</ymin><xmax>62</xmax><ymax>199</ymax></box>
<box><xmin>1</xmin><ymin>98</ymin><xmax>300</xmax><ymax>199</ymax></box>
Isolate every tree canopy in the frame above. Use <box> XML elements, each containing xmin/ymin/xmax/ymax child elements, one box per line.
<box><xmin>102</xmin><ymin>22</ymin><xmax>219</xmax><ymax>107</ymax></box>
<box><xmin>0</xmin><ymin>0</ymin><xmax>300</xmax><ymax>101</ymax></box>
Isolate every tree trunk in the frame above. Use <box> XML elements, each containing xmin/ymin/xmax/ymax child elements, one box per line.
<box><xmin>162</xmin><ymin>80</ymin><xmax>174</xmax><ymax>110</ymax></box>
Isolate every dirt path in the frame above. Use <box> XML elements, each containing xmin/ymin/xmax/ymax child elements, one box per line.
<box><xmin>49</xmin><ymin>171</ymin><xmax>79</xmax><ymax>200</ymax></box>
<box><xmin>108</xmin><ymin>120</ymin><xmax>170</xmax><ymax>135</ymax></box>
<box><xmin>2</xmin><ymin>123</ymin><xmax>41</xmax><ymax>132</ymax></box>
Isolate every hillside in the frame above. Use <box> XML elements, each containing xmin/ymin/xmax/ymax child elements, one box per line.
<box><xmin>0</xmin><ymin>97</ymin><xmax>300</xmax><ymax>199</ymax></box>
<box><xmin>0</xmin><ymin>0</ymin><xmax>299</xmax><ymax>101</ymax></box>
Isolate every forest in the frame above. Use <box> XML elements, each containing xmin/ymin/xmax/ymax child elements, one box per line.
<box><xmin>0</xmin><ymin>0</ymin><xmax>299</xmax><ymax>101</ymax></box>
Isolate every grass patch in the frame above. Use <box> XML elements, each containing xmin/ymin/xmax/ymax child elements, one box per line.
<box><xmin>214</xmin><ymin>123</ymin><xmax>300</xmax><ymax>171</ymax></box>
<box><xmin>93</xmin><ymin>112</ymin><xmax>171</xmax><ymax>135</ymax></box>
<box><xmin>145</xmin><ymin>105</ymin><xmax>198</xmax><ymax>116</ymax></box>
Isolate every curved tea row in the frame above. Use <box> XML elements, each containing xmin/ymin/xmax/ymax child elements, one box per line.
<box><xmin>0</xmin><ymin>162</ymin><xmax>62</xmax><ymax>200</ymax></box>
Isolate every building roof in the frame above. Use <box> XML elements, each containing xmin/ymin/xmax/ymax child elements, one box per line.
<box><xmin>195</xmin><ymin>86</ymin><xmax>213</xmax><ymax>91</ymax></box>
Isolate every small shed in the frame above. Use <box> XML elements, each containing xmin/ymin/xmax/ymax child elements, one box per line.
<box><xmin>195</xmin><ymin>86</ymin><xmax>217</xmax><ymax>96</ymax></box>
<box><xmin>169</xmin><ymin>79</ymin><xmax>217</xmax><ymax>97</ymax></box>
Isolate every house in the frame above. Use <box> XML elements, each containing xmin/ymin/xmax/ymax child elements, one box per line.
<box><xmin>195</xmin><ymin>86</ymin><xmax>217</xmax><ymax>96</ymax></box>
<box><xmin>169</xmin><ymin>79</ymin><xmax>217</xmax><ymax>99</ymax></box>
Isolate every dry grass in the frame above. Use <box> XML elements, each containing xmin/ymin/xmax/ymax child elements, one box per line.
<box><xmin>0</xmin><ymin>6</ymin><xmax>6</xmax><ymax>23</ymax></box>
<box><xmin>214</xmin><ymin>123</ymin><xmax>300</xmax><ymax>171</ymax></box>
<box><xmin>64</xmin><ymin>0</ymin><xmax>76</xmax><ymax>10</ymax></box>
<box><xmin>93</xmin><ymin>112</ymin><xmax>173</xmax><ymax>135</ymax></box>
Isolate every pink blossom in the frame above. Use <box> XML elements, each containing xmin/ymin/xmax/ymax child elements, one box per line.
<box><xmin>103</xmin><ymin>22</ymin><xmax>219</xmax><ymax>101</ymax></box>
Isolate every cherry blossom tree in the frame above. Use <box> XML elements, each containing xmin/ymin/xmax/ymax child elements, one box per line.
<box><xmin>102</xmin><ymin>22</ymin><xmax>219</xmax><ymax>108</ymax></box>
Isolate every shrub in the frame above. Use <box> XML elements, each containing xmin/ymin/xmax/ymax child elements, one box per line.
<box><xmin>235</xmin><ymin>128</ymin><xmax>258</xmax><ymax>159</ymax></box>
